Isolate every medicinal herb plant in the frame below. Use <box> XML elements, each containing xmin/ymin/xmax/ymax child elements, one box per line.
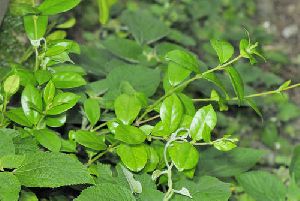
<box><xmin>1</xmin><ymin>0</ymin><xmax>300</xmax><ymax>201</ymax></box>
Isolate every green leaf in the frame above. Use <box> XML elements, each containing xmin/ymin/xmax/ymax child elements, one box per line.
<box><xmin>21</xmin><ymin>85</ymin><xmax>43</xmax><ymax>125</ymax></box>
<box><xmin>3</xmin><ymin>75</ymin><xmax>20</xmax><ymax>95</ymax></box>
<box><xmin>52</xmin><ymin>72</ymin><xmax>86</xmax><ymax>89</ymax></box>
<box><xmin>165</xmin><ymin>50</ymin><xmax>200</xmax><ymax>72</ymax></box>
<box><xmin>144</xmin><ymin>145</ymin><xmax>159</xmax><ymax>172</ymax></box>
<box><xmin>23</xmin><ymin>15</ymin><xmax>48</xmax><ymax>40</ymax></box>
<box><xmin>0</xmin><ymin>155</ymin><xmax>25</xmax><ymax>169</ymax></box>
<box><xmin>103</xmin><ymin>37</ymin><xmax>143</xmax><ymax>63</ymax></box>
<box><xmin>43</xmin><ymin>80</ymin><xmax>56</xmax><ymax>105</ymax></box>
<box><xmin>6</xmin><ymin>108</ymin><xmax>33</xmax><ymax>127</ymax></box>
<box><xmin>236</xmin><ymin>171</ymin><xmax>286</xmax><ymax>201</ymax></box>
<box><xmin>168</xmin><ymin>142</ymin><xmax>199</xmax><ymax>171</ymax></box>
<box><xmin>210</xmin><ymin>39</ymin><xmax>234</xmax><ymax>64</ymax></box>
<box><xmin>14</xmin><ymin>152</ymin><xmax>94</xmax><ymax>187</ymax></box>
<box><xmin>290</xmin><ymin>145</ymin><xmax>300</xmax><ymax>186</ymax></box>
<box><xmin>75</xmin><ymin>184</ymin><xmax>135</xmax><ymax>201</ymax></box>
<box><xmin>213</xmin><ymin>138</ymin><xmax>237</xmax><ymax>151</ymax></box>
<box><xmin>46</xmin><ymin>92</ymin><xmax>80</xmax><ymax>115</ymax></box>
<box><xmin>116</xmin><ymin>144</ymin><xmax>147</xmax><ymax>172</ymax></box>
<box><xmin>19</xmin><ymin>190</ymin><xmax>38</xmax><ymax>201</ymax></box>
<box><xmin>45</xmin><ymin>113</ymin><xmax>66</xmax><ymax>127</ymax></box>
<box><xmin>114</xmin><ymin>94</ymin><xmax>141</xmax><ymax>125</ymax></box>
<box><xmin>245</xmin><ymin>98</ymin><xmax>263</xmax><ymax>119</ymax></box>
<box><xmin>177</xmin><ymin>93</ymin><xmax>196</xmax><ymax>116</ymax></box>
<box><xmin>74</xmin><ymin>130</ymin><xmax>106</xmax><ymax>151</ymax></box>
<box><xmin>84</xmin><ymin>99</ymin><xmax>100</xmax><ymax>127</ymax></box>
<box><xmin>189</xmin><ymin>104</ymin><xmax>217</xmax><ymax>142</ymax></box>
<box><xmin>226</xmin><ymin>66</ymin><xmax>244</xmax><ymax>103</ymax></box>
<box><xmin>160</xmin><ymin>94</ymin><xmax>183</xmax><ymax>133</ymax></box>
<box><xmin>173</xmin><ymin>176</ymin><xmax>231</xmax><ymax>201</ymax></box>
<box><xmin>202</xmin><ymin>72</ymin><xmax>229</xmax><ymax>98</ymax></box>
<box><xmin>197</xmin><ymin>147</ymin><xmax>264</xmax><ymax>177</ymax></box>
<box><xmin>115</xmin><ymin>124</ymin><xmax>146</xmax><ymax>145</ymax></box>
<box><xmin>121</xmin><ymin>10</ymin><xmax>169</xmax><ymax>44</ymax></box>
<box><xmin>37</xmin><ymin>0</ymin><xmax>81</xmax><ymax>15</ymax></box>
<box><xmin>168</xmin><ymin>62</ymin><xmax>191</xmax><ymax>86</ymax></box>
<box><xmin>56</xmin><ymin>17</ymin><xmax>76</xmax><ymax>29</ymax></box>
<box><xmin>0</xmin><ymin>129</ymin><xmax>15</xmax><ymax>157</ymax></box>
<box><xmin>34</xmin><ymin>70</ymin><xmax>51</xmax><ymax>85</ymax></box>
<box><xmin>136</xmin><ymin>173</ymin><xmax>164</xmax><ymax>200</ymax></box>
<box><xmin>33</xmin><ymin>129</ymin><xmax>61</xmax><ymax>152</ymax></box>
<box><xmin>0</xmin><ymin>172</ymin><xmax>21</xmax><ymax>201</ymax></box>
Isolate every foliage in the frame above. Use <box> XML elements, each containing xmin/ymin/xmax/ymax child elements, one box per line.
<box><xmin>0</xmin><ymin>0</ymin><xmax>300</xmax><ymax>200</ymax></box>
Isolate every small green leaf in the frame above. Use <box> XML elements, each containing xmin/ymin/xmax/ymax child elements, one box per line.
<box><xmin>84</xmin><ymin>99</ymin><xmax>100</xmax><ymax>127</ymax></box>
<box><xmin>213</xmin><ymin>137</ymin><xmax>237</xmax><ymax>151</ymax></box>
<box><xmin>56</xmin><ymin>17</ymin><xmax>76</xmax><ymax>29</ymax></box>
<box><xmin>210</xmin><ymin>39</ymin><xmax>234</xmax><ymax>64</ymax></box>
<box><xmin>52</xmin><ymin>72</ymin><xmax>86</xmax><ymax>89</ymax></box>
<box><xmin>3</xmin><ymin>75</ymin><xmax>20</xmax><ymax>95</ymax></box>
<box><xmin>0</xmin><ymin>172</ymin><xmax>21</xmax><ymax>201</ymax></box>
<box><xmin>23</xmin><ymin>15</ymin><xmax>48</xmax><ymax>40</ymax></box>
<box><xmin>178</xmin><ymin>93</ymin><xmax>196</xmax><ymax>116</ymax></box>
<box><xmin>277</xmin><ymin>80</ymin><xmax>291</xmax><ymax>92</ymax></box>
<box><xmin>98</xmin><ymin>0</ymin><xmax>109</xmax><ymax>24</ymax></box>
<box><xmin>34</xmin><ymin>70</ymin><xmax>51</xmax><ymax>85</ymax></box>
<box><xmin>74</xmin><ymin>130</ymin><xmax>106</xmax><ymax>151</ymax></box>
<box><xmin>37</xmin><ymin>0</ymin><xmax>81</xmax><ymax>15</ymax></box>
<box><xmin>144</xmin><ymin>145</ymin><xmax>159</xmax><ymax>172</ymax></box>
<box><xmin>116</xmin><ymin>144</ymin><xmax>147</xmax><ymax>172</ymax></box>
<box><xmin>21</xmin><ymin>85</ymin><xmax>43</xmax><ymax>125</ymax></box>
<box><xmin>115</xmin><ymin>124</ymin><xmax>146</xmax><ymax>145</ymax></box>
<box><xmin>165</xmin><ymin>49</ymin><xmax>200</xmax><ymax>72</ymax></box>
<box><xmin>168</xmin><ymin>62</ymin><xmax>191</xmax><ymax>86</ymax></box>
<box><xmin>75</xmin><ymin>184</ymin><xmax>135</xmax><ymax>201</ymax></box>
<box><xmin>245</xmin><ymin>98</ymin><xmax>263</xmax><ymax>119</ymax></box>
<box><xmin>236</xmin><ymin>171</ymin><xmax>286</xmax><ymax>201</ymax></box>
<box><xmin>6</xmin><ymin>108</ymin><xmax>33</xmax><ymax>127</ymax></box>
<box><xmin>160</xmin><ymin>94</ymin><xmax>183</xmax><ymax>134</ymax></box>
<box><xmin>14</xmin><ymin>152</ymin><xmax>94</xmax><ymax>187</ymax></box>
<box><xmin>45</xmin><ymin>114</ymin><xmax>66</xmax><ymax>127</ymax></box>
<box><xmin>43</xmin><ymin>80</ymin><xmax>56</xmax><ymax>105</ymax></box>
<box><xmin>114</xmin><ymin>94</ymin><xmax>141</xmax><ymax>125</ymax></box>
<box><xmin>46</xmin><ymin>92</ymin><xmax>80</xmax><ymax>115</ymax></box>
<box><xmin>168</xmin><ymin>142</ymin><xmax>199</xmax><ymax>171</ymax></box>
<box><xmin>33</xmin><ymin>129</ymin><xmax>61</xmax><ymax>152</ymax></box>
<box><xmin>189</xmin><ymin>105</ymin><xmax>217</xmax><ymax>142</ymax></box>
<box><xmin>226</xmin><ymin>66</ymin><xmax>244</xmax><ymax>103</ymax></box>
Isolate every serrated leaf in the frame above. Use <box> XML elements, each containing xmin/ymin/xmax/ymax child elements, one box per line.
<box><xmin>115</xmin><ymin>124</ymin><xmax>146</xmax><ymax>145</ymax></box>
<box><xmin>75</xmin><ymin>184</ymin><xmax>135</xmax><ymax>201</ymax></box>
<box><xmin>168</xmin><ymin>62</ymin><xmax>191</xmax><ymax>86</ymax></box>
<box><xmin>74</xmin><ymin>130</ymin><xmax>106</xmax><ymax>151</ymax></box>
<box><xmin>0</xmin><ymin>172</ymin><xmax>21</xmax><ymax>201</ymax></box>
<box><xmin>84</xmin><ymin>99</ymin><xmax>100</xmax><ymax>127</ymax></box>
<box><xmin>121</xmin><ymin>10</ymin><xmax>169</xmax><ymax>44</ymax></box>
<box><xmin>210</xmin><ymin>39</ymin><xmax>234</xmax><ymax>64</ymax></box>
<box><xmin>173</xmin><ymin>176</ymin><xmax>231</xmax><ymax>201</ymax></box>
<box><xmin>168</xmin><ymin>142</ymin><xmax>199</xmax><ymax>171</ymax></box>
<box><xmin>197</xmin><ymin>147</ymin><xmax>264</xmax><ymax>177</ymax></box>
<box><xmin>236</xmin><ymin>171</ymin><xmax>286</xmax><ymax>201</ymax></box>
<box><xmin>160</xmin><ymin>94</ymin><xmax>183</xmax><ymax>134</ymax></box>
<box><xmin>0</xmin><ymin>129</ymin><xmax>15</xmax><ymax>157</ymax></box>
<box><xmin>226</xmin><ymin>66</ymin><xmax>244</xmax><ymax>103</ymax></box>
<box><xmin>114</xmin><ymin>93</ymin><xmax>141</xmax><ymax>125</ymax></box>
<box><xmin>37</xmin><ymin>0</ymin><xmax>81</xmax><ymax>15</ymax></box>
<box><xmin>14</xmin><ymin>152</ymin><xmax>94</xmax><ymax>187</ymax></box>
<box><xmin>116</xmin><ymin>144</ymin><xmax>147</xmax><ymax>172</ymax></box>
<box><xmin>189</xmin><ymin>104</ymin><xmax>217</xmax><ymax>142</ymax></box>
<box><xmin>165</xmin><ymin>50</ymin><xmax>200</xmax><ymax>72</ymax></box>
<box><xmin>33</xmin><ymin>129</ymin><xmax>61</xmax><ymax>152</ymax></box>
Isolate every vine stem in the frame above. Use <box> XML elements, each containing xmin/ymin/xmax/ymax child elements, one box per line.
<box><xmin>193</xmin><ymin>83</ymin><xmax>300</xmax><ymax>102</ymax></box>
<box><xmin>90</xmin><ymin>121</ymin><xmax>109</xmax><ymax>132</ymax></box>
<box><xmin>135</xmin><ymin>55</ymin><xmax>243</xmax><ymax>125</ymax></box>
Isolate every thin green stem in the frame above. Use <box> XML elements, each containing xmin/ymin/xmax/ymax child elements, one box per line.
<box><xmin>135</xmin><ymin>55</ymin><xmax>242</xmax><ymax>124</ymax></box>
<box><xmin>86</xmin><ymin>143</ymin><xmax>118</xmax><ymax>166</ymax></box>
<box><xmin>90</xmin><ymin>121</ymin><xmax>108</xmax><ymax>132</ymax></box>
<box><xmin>0</xmin><ymin>93</ymin><xmax>8</xmax><ymax>127</ymax></box>
<box><xmin>192</xmin><ymin>83</ymin><xmax>300</xmax><ymax>102</ymax></box>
